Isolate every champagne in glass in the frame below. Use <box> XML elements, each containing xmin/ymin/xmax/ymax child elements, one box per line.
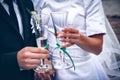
<box><xmin>32</xmin><ymin>13</ymin><xmax>52</xmax><ymax>73</ymax></box>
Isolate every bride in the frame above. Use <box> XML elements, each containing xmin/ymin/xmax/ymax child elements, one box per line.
<box><xmin>32</xmin><ymin>0</ymin><xmax>120</xmax><ymax>80</ymax></box>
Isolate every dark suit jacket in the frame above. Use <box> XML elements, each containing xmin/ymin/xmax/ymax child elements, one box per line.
<box><xmin>0</xmin><ymin>0</ymin><xmax>37</xmax><ymax>80</ymax></box>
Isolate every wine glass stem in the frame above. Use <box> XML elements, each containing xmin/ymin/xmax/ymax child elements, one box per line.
<box><xmin>60</xmin><ymin>51</ymin><xmax>65</xmax><ymax>62</ymax></box>
<box><xmin>40</xmin><ymin>59</ymin><xmax>44</xmax><ymax>65</ymax></box>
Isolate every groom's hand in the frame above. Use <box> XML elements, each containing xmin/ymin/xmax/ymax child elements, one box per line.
<box><xmin>17</xmin><ymin>47</ymin><xmax>49</xmax><ymax>70</ymax></box>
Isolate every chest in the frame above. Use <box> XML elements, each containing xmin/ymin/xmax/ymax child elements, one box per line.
<box><xmin>42</xmin><ymin>0</ymin><xmax>86</xmax><ymax>31</ymax></box>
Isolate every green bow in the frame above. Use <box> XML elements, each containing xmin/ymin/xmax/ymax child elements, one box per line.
<box><xmin>54</xmin><ymin>43</ymin><xmax>75</xmax><ymax>70</ymax></box>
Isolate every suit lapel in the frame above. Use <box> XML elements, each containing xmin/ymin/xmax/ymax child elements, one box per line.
<box><xmin>0</xmin><ymin>3</ymin><xmax>20</xmax><ymax>33</ymax></box>
<box><xmin>17</xmin><ymin>0</ymin><xmax>33</xmax><ymax>43</ymax></box>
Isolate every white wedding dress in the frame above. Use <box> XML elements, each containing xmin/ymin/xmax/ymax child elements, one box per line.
<box><xmin>32</xmin><ymin>0</ymin><xmax>120</xmax><ymax>80</ymax></box>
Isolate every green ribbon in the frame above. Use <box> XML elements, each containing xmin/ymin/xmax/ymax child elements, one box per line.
<box><xmin>54</xmin><ymin>43</ymin><xmax>75</xmax><ymax>70</ymax></box>
<box><xmin>44</xmin><ymin>44</ymin><xmax>49</xmax><ymax>49</ymax></box>
<box><xmin>44</xmin><ymin>44</ymin><xmax>55</xmax><ymax>70</ymax></box>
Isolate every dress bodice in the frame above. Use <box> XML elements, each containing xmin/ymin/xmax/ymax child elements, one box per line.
<box><xmin>40</xmin><ymin>0</ymin><xmax>106</xmax><ymax>57</ymax></box>
<box><xmin>32</xmin><ymin>0</ymin><xmax>109</xmax><ymax>80</ymax></box>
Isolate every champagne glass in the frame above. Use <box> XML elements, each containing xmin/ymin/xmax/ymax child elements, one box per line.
<box><xmin>32</xmin><ymin>13</ymin><xmax>52</xmax><ymax>73</ymax></box>
<box><xmin>50</xmin><ymin>11</ymin><xmax>73</xmax><ymax>69</ymax></box>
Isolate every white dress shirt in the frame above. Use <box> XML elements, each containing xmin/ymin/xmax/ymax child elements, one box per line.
<box><xmin>0</xmin><ymin>0</ymin><xmax>24</xmax><ymax>38</ymax></box>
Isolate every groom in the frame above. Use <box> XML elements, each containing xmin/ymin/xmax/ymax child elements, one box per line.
<box><xmin>0</xmin><ymin>0</ymin><xmax>52</xmax><ymax>80</ymax></box>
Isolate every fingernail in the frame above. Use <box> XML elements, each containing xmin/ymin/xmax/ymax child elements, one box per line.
<box><xmin>57</xmin><ymin>33</ymin><xmax>63</xmax><ymax>37</ymax></box>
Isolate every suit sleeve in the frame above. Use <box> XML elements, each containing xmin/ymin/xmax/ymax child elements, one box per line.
<box><xmin>0</xmin><ymin>0</ymin><xmax>35</xmax><ymax>79</ymax></box>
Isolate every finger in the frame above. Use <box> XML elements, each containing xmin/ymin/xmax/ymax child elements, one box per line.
<box><xmin>45</xmin><ymin>69</ymin><xmax>55</xmax><ymax>75</ymax></box>
<box><xmin>60</xmin><ymin>34</ymin><xmax>76</xmax><ymax>39</ymax></box>
<box><xmin>44</xmin><ymin>59</ymin><xmax>51</xmax><ymax>64</ymax></box>
<box><xmin>34</xmin><ymin>73</ymin><xmax>43</xmax><ymax>80</ymax></box>
<box><xmin>23</xmin><ymin>52</ymin><xmax>50</xmax><ymax>59</ymax></box>
<box><xmin>23</xmin><ymin>47</ymin><xmax>49</xmax><ymax>54</ymax></box>
<box><xmin>36</xmin><ymin>73</ymin><xmax>50</xmax><ymax>80</ymax></box>
<box><xmin>24</xmin><ymin>64</ymin><xmax>38</xmax><ymax>69</ymax></box>
<box><xmin>62</xmin><ymin>28</ymin><xmax>79</xmax><ymax>33</ymax></box>
<box><xmin>23</xmin><ymin>58</ymin><xmax>41</xmax><ymax>65</ymax></box>
<box><xmin>42</xmin><ymin>74</ymin><xmax>50</xmax><ymax>80</ymax></box>
<box><xmin>60</xmin><ymin>33</ymin><xmax>80</xmax><ymax>39</ymax></box>
<box><xmin>61</xmin><ymin>43</ymin><xmax>73</xmax><ymax>48</ymax></box>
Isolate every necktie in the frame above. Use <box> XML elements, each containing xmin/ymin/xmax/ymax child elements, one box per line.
<box><xmin>4</xmin><ymin>0</ymin><xmax>19</xmax><ymax>32</ymax></box>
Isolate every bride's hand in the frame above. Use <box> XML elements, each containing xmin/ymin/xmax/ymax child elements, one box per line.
<box><xmin>59</xmin><ymin>27</ymin><xmax>81</xmax><ymax>48</ymax></box>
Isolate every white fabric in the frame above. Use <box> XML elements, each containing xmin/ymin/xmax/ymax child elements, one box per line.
<box><xmin>97</xmin><ymin>18</ymin><xmax>120</xmax><ymax>79</ymax></box>
<box><xmin>32</xmin><ymin>0</ymin><xmax>120</xmax><ymax>80</ymax></box>
<box><xmin>14</xmin><ymin>2</ymin><xmax>24</xmax><ymax>38</ymax></box>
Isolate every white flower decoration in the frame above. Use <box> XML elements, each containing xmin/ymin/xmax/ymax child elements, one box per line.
<box><xmin>30</xmin><ymin>11</ymin><xmax>41</xmax><ymax>34</ymax></box>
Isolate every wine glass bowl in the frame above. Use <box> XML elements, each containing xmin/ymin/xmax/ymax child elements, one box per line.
<box><xmin>33</xmin><ymin>13</ymin><xmax>52</xmax><ymax>73</ymax></box>
<box><xmin>51</xmin><ymin>48</ymin><xmax>73</xmax><ymax>69</ymax></box>
<box><xmin>50</xmin><ymin>11</ymin><xmax>73</xmax><ymax>69</ymax></box>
